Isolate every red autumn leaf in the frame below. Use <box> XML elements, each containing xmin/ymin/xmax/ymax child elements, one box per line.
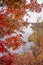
<box><xmin>0</xmin><ymin>54</ymin><xmax>19</xmax><ymax>65</ymax></box>
<box><xmin>0</xmin><ymin>40</ymin><xmax>5</xmax><ymax>52</ymax></box>
<box><xmin>4</xmin><ymin>34</ymin><xmax>26</xmax><ymax>50</ymax></box>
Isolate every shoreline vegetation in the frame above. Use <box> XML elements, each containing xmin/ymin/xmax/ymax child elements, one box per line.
<box><xmin>28</xmin><ymin>22</ymin><xmax>43</xmax><ymax>65</ymax></box>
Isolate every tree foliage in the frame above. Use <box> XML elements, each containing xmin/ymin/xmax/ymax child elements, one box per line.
<box><xmin>0</xmin><ymin>0</ymin><xmax>43</xmax><ymax>65</ymax></box>
<box><xmin>28</xmin><ymin>22</ymin><xmax>43</xmax><ymax>65</ymax></box>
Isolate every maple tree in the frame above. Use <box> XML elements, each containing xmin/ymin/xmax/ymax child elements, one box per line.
<box><xmin>0</xmin><ymin>0</ymin><xmax>43</xmax><ymax>65</ymax></box>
